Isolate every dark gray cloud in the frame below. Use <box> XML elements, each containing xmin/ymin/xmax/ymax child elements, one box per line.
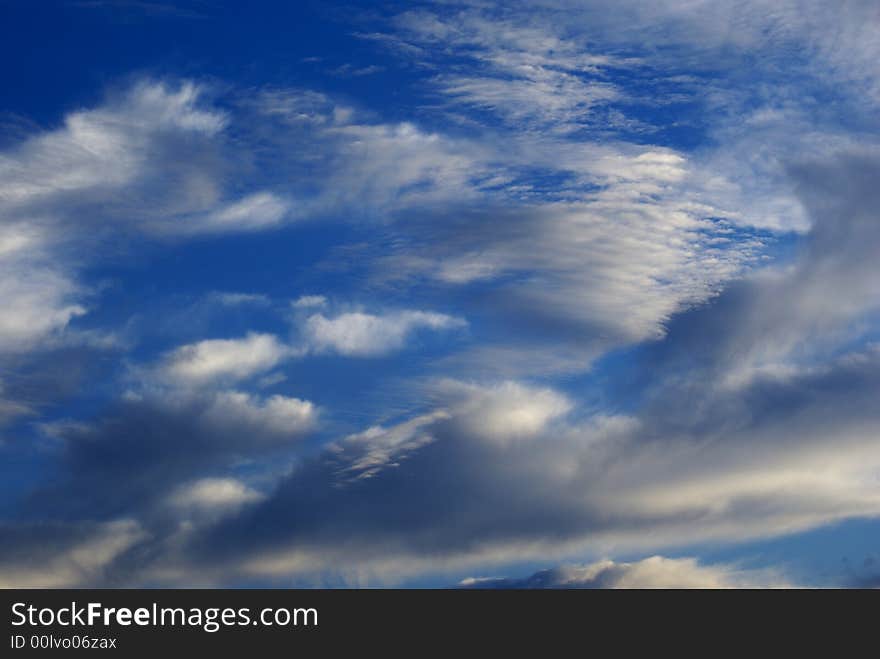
<box><xmin>637</xmin><ymin>148</ymin><xmax>880</xmax><ymax>403</ymax></box>
<box><xmin>22</xmin><ymin>388</ymin><xmax>314</xmax><ymax>521</ymax></box>
<box><xmin>0</xmin><ymin>519</ymin><xmax>144</xmax><ymax>588</ymax></box>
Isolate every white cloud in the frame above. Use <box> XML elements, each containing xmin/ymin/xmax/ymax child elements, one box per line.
<box><xmin>329</xmin><ymin>411</ymin><xmax>450</xmax><ymax>484</ymax></box>
<box><xmin>166</xmin><ymin>191</ymin><xmax>292</xmax><ymax>235</ymax></box>
<box><xmin>257</xmin><ymin>372</ymin><xmax>287</xmax><ymax>388</ymax></box>
<box><xmin>247</xmin><ymin>92</ymin><xmax>495</xmax><ymax>216</ymax></box>
<box><xmin>200</xmin><ymin>390</ymin><xmax>317</xmax><ymax>438</ymax></box>
<box><xmin>374</xmin><ymin>193</ymin><xmax>765</xmax><ymax>356</ymax></box>
<box><xmin>159</xmin><ymin>333</ymin><xmax>290</xmax><ymax>385</ymax></box>
<box><xmin>168</xmin><ymin>478</ymin><xmax>265</xmax><ymax>513</ymax></box>
<box><xmin>439</xmin><ymin>380</ymin><xmax>572</xmax><ymax>444</ymax></box>
<box><xmin>0</xmin><ymin>220</ymin><xmax>89</xmax><ymax>354</ymax></box>
<box><xmin>0</xmin><ymin>80</ymin><xmax>287</xmax><ymax>358</ymax></box>
<box><xmin>209</xmin><ymin>291</ymin><xmax>271</xmax><ymax>306</ymax></box>
<box><xmin>439</xmin><ymin>72</ymin><xmax>618</xmax><ymax>131</ymax></box>
<box><xmin>292</xmin><ymin>295</ymin><xmax>327</xmax><ymax>309</ymax></box>
<box><xmin>390</xmin><ymin>9</ymin><xmax>622</xmax><ymax>131</ymax></box>
<box><xmin>234</xmin><ymin>85</ymin><xmax>777</xmax><ymax>372</ymax></box>
<box><xmin>303</xmin><ymin>310</ymin><xmax>466</xmax><ymax>356</ymax></box>
<box><xmin>0</xmin><ymin>81</ymin><xmax>223</xmax><ymax>208</ymax></box>
<box><xmin>0</xmin><ymin>258</ymin><xmax>86</xmax><ymax>352</ymax></box>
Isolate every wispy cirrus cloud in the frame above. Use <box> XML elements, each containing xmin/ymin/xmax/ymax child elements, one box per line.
<box><xmin>386</xmin><ymin>8</ymin><xmax>624</xmax><ymax>132</ymax></box>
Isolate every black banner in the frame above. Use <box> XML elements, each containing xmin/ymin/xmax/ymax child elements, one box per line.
<box><xmin>1</xmin><ymin>589</ymin><xmax>875</xmax><ymax>654</ymax></box>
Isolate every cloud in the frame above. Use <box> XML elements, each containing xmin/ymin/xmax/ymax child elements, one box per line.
<box><xmin>292</xmin><ymin>295</ymin><xmax>327</xmax><ymax>309</ymax></box>
<box><xmin>270</xmin><ymin>122</ymin><xmax>773</xmax><ymax>373</ymax></box>
<box><xmin>209</xmin><ymin>291</ymin><xmax>271</xmax><ymax>307</ymax></box>
<box><xmin>165</xmin><ymin>191</ymin><xmax>292</xmax><ymax>235</ymax></box>
<box><xmin>400</xmin><ymin>1</ymin><xmax>880</xmax><ymax>106</ymax></box>
<box><xmin>460</xmin><ymin>556</ymin><xmax>790</xmax><ymax>589</ymax></box>
<box><xmin>0</xmin><ymin>377</ymin><xmax>318</xmax><ymax>586</ymax></box>
<box><xmin>0</xmin><ymin>219</ymin><xmax>88</xmax><ymax>353</ymax></box>
<box><xmin>0</xmin><ymin>79</ymin><xmax>369</xmax><ymax>368</ymax></box>
<box><xmin>0</xmin><ymin>80</ymin><xmax>295</xmax><ymax>360</ymax></box>
<box><xmin>329</xmin><ymin>63</ymin><xmax>385</xmax><ymax>78</ymax></box>
<box><xmin>0</xmin><ymin>519</ymin><xmax>145</xmax><ymax>588</ymax></box>
<box><xmin>0</xmin><ymin>81</ymin><xmax>223</xmax><ymax>210</ymax></box>
<box><xmin>19</xmin><ymin>385</ymin><xmax>316</xmax><ymax>528</ymax></box>
<box><xmin>159</xmin><ymin>150</ymin><xmax>880</xmax><ymax>580</ymax></box>
<box><xmin>8</xmin><ymin>140</ymin><xmax>877</xmax><ymax>586</ymax></box>
<box><xmin>327</xmin><ymin>3</ymin><xmax>880</xmax><ymax>380</ymax></box>
<box><xmin>242</xmin><ymin>88</ymin><xmax>496</xmax><ymax>216</ymax></box>
<box><xmin>168</xmin><ymin>478</ymin><xmax>265</xmax><ymax>514</ymax></box>
<box><xmin>8</xmin><ymin>343</ymin><xmax>880</xmax><ymax>586</ymax></box>
<box><xmin>303</xmin><ymin>310</ymin><xmax>466</xmax><ymax>357</ymax></box>
<box><xmin>0</xmin><ymin>254</ymin><xmax>86</xmax><ymax>352</ymax></box>
<box><xmin>645</xmin><ymin>148</ymin><xmax>880</xmax><ymax>390</ymax></box>
<box><xmin>437</xmin><ymin>379</ymin><xmax>572</xmax><ymax>444</ymax></box>
<box><xmin>328</xmin><ymin>411</ymin><xmax>450</xmax><ymax>484</ymax></box>
<box><xmin>199</xmin><ymin>391</ymin><xmax>316</xmax><ymax>438</ymax></box>
<box><xmin>367</xmin><ymin>195</ymin><xmax>766</xmax><ymax>374</ymax></box>
<box><xmin>368</xmin><ymin>3</ymin><xmax>878</xmax><ymax>232</ymax></box>
<box><xmin>157</xmin><ymin>333</ymin><xmax>291</xmax><ymax>385</ymax></box>
<box><xmin>165</xmin><ymin>344</ymin><xmax>880</xmax><ymax>586</ymax></box>
<box><xmin>2</xmin><ymin>3</ymin><xmax>879</xmax><ymax>589</ymax></box>
<box><xmin>389</xmin><ymin>8</ymin><xmax>622</xmax><ymax>131</ymax></box>
<box><xmin>0</xmin><ymin>74</ymin><xmax>770</xmax><ymax>385</ymax></box>
<box><xmin>0</xmin><ymin>382</ymin><xmax>32</xmax><ymax>428</ymax></box>
<box><xmin>147</xmin><ymin>304</ymin><xmax>466</xmax><ymax>390</ymax></box>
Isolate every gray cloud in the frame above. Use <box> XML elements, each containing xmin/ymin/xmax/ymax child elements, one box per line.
<box><xmin>640</xmin><ymin>148</ymin><xmax>880</xmax><ymax>393</ymax></box>
<box><xmin>459</xmin><ymin>556</ymin><xmax>790</xmax><ymax>589</ymax></box>
<box><xmin>0</xmin><ymin>519</ymin><xmax>144</xmax><ymax>588</ymax></box>
<box><xmin>22</xmin><ymin>388</ymin><xmax>315</xmax><ymax>523</ymax></box>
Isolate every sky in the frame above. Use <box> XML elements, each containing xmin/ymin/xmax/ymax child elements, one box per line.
<box><xmin>1</xmin><ymin>0</ymin><xmax>879</xmax><ymax>588</ymax></box>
